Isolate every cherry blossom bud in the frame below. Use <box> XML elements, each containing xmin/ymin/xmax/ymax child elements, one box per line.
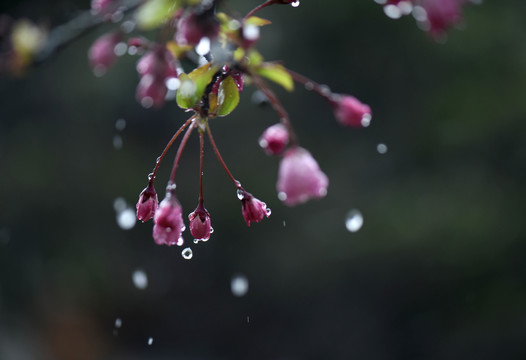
<box><xmin>88</xmin><ymin>32</ymin><xmax>121</xmax><ymax>74</ymax></box>
<box><xmin>276</xmin><ymin>147</ymin><xmax>329</xmax><ymax>206</ymax></box>
<box><xmin>259</xmin><ymin>123</ymin><xmax>289</xmax><ymax>155</ymax></box>
<box><xmin>332</xmin><ymin>95</ymin><xmax>372</xmax><ymax>128</ymax></box>
<box><xmin>238</xmin><ymin>189</ymin><xmax>271</xmax><ymax>226</ymax></box>
<box><xmin>153</xmin><ymin>189</ymin><xmax>185</xmax><ymax>246</ymax></box>
<box><xmin>136</xmin><ymin>74</ymin><xmax>167</xmax><ymax>108</ymax></box>
<box><xmin>188</xmin><ymin>203</ymin><xmax>212</xmax><ymax>241</ymax></box>
<box><xmin>421</xmin><ymin>0</ymin><xmax>463</xmax><ymax>38</ymax></box>
<box><xmin>136</xmin><ymin>183</ymin><xmax>158</xmax><ymax>222</ymax></box>
<box><xmin>91</xmin><ymin>0</ymin><xmax>114</xmax><ymax>16</ymax></box>
<box><xmin>176</xmin><ymin>11</ymin><xmax>219</xmax><ymax>46</ymax></box>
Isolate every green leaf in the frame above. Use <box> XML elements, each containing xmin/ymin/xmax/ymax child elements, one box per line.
<box><xmin>135</xmin><ymin>0</ymin><xmax>180</xmax><ymax>30</ymax></box>
<box><xmin>247</xmin><ymin>50</ymin><xmax>263</xmax><ymax>66</ymax></box>
<box><xmin>255</xmin><ymin>63</ymin><xmax>294</xmax><ymax>92</ymax></box>
<box><xmin>217</xmin><ymin>76</ymin><xmax>240</xmax><ymax>116</ymax></box>
<box><xmin>176</xmin><ymin>74</ymin><xmax>196</xmax><ymax>109</ymax></box>
<box><xmin>176</xmin><ymin>64</ymin><xmax>218</xmax><ymax>109</ymax></box>
<box><xmin>244</xmin><ymin>16</ymin><xmax>272</xmax><ymax>27</ymax></box>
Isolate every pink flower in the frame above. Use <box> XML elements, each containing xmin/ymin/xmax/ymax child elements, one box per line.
<box><xmin>420</xmin><ymin>0</ymin><xmax>464</xmax><ymax>38</ymax></box>
<box><xmin>88</xmin><ymin>32</ymin><xmax>121</xmax><ymax>74</ymax></box>
<box><xmin>238</xmin><ymin>189</ymin><xmax>270</xmax><ymax>226</ymax></box>
<box><xmin>276</xmin><ymin>147</ymin><xmax>329</xmax><ymax>206</ymax></box>
<box><xmin>136</xmin><ymin>183</ymin><xmax>158</xmax><ymax>222</ymax></box>
<box><xmin>188</xmin><ymin>203</ymin><xmax>212</xmax><ymax>241</ymax></box>
<box><xmin>332</xmin><ymin>95</ymin><xmax>372</xmax><ymax>128</ymax></box>
<box><xmin>136</xmin><ymin>74</ymin><xmax>168</xmax><ymax>108</ymax></box>
<box><xmin>153</xmin><ymin>189</ymin><xmax>185</xmax><ymax>246</ymax></box>
<box><xmin>91</xmin><ymin>0</ymin><xmax>115</xmax><ymax>16</ymax></box>
<box><xmin>259</xmin><ymin>123</ymin><xmax>289</xmax><ymax>155</ymax></box>
<box><xmin>176</xmin><ymin>11</ymin><xmax>219</xmax><ymax>46</ymax></box>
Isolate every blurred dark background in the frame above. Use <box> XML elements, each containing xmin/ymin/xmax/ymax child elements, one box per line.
<box><xmin>1</xmin><ymin>0</ymin><xmax>526</xmax><ymax>359</ymax></box>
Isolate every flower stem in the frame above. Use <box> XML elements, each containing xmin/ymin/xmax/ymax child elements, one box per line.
<box><xmin>286</xmin><ymin>68</ymin><xmax>334</xmax><ymax>102</ymax></box>
<box><xmin>250</xmin><ymin>74</ymin><xmax>298</xmax><ymax>146</ymax></box>
<box><xmin>205</xmin><ymin>122</ymin><xmax>242</xmax><ymax>190</ymax></box>
<box><xmin>244</xmin><ymin>0</ymin><xmax>276</xmax><ymax>21</ymax></box>
<box><xmin>169</xmin><ymin>121</ymin><xmax>196</xmax><ymax>183</ymax></box>
<box><xmin>199</xmin><ymin>130</ymin><xmax>204</xmax><ymax>203</ymax></box>
<box><xmin>149</xmin><ymin>115</ymin><xmax>195</xmax><ymax>185</ymax></box>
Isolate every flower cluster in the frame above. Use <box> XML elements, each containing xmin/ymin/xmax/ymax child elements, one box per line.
<box><xmin>74</xmin><ymin>0</ymin><xmax>371</xmax><ymax>247</ymax></box>
<box><xmin>375</xmin><ymin>0</ymin><xmax>478</xmax><ymax>39</ymax></box>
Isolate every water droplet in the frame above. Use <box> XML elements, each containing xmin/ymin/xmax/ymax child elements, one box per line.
<box><xmin>165</xmin><ymin>77</ymin><xmax>180</xmax><ymax>91</ymax></box>
<box><xmin>166</xmin><ymin>182</ymin><xmax>176</xmax><ymax>191</ymax></box>
<box><xmin>128</xmin><ymin>45</ymin><xmax>138</xmax><ymax>55</ymax></box>
<box><xmin>412</xmin><ymin>5</ymin><xmax>428</xmax><ymax>22</ymax></box>
<box><xmin>148</xmin><ymin>173</ymin><xmax>154</xmax><ymax>181</ymax></box>
<box><xmin>266</xmin><ymin>207</ymin><xmax>272</xmax><ymax>216</ymax></box>
<box><xmin>243</xmin><ymin>24</ymin><xmax>260</xmax><ymax>41</ymax></box>
<box><xmin>278</xmin><ymin>192</ymin><xmax>287</xmax><ymax>201</ymax></box>
<box><xmin>361</xmin><ymin>113</ymin><xmax>372</xmax><ymax>127</ymax></box>
<box><xmin>195</xmin><ymin>37</ymin><xmax>211</xmax><ymax>56</ymax></box>
<box><xmin>377</xmin><ymin>143</ymin><xmax>388</xmax><ymax>154</ymax></box>
<box><xmin>147</xmin><ymin>337</ymin><xmax>154</xmax><ymax>345</ymax></box>
<box><xmin>304</xmin><ymin>82</ymin><xmax>314</xmax><ymax>91</ymax></box>
<box><xmin>140</xmin><ymin>96</ymin><xmax>154</xmax><ymax>109</ymax></box>
<box><xmin>115</xmin><ymin>118</ymin><xmax>126</xmax><ymax>131</ymax></box>
<box><xmin>231</xmin><ymin>274</ymin><xmax>249</xmax><ymax>297</ymax></box>
<box><xmin>93</xmin><ymin>65</ymin><xmax>107</xmax><ymax>77</ymax></box>
<box><xmin>114</xmin><ymin>318</ymin><xmax>122</xmax><ymax>328</ymax></box>
<box><xmin>345</xmin><ymin>209</ymin><xmax>364</xmax><ymax>233</ymax></box>
<box><xmin>246</xmin><ymin>315</ymin><xmax>250</xmax><ymax>323</ymax></box>
<box><xmin>228</xmin><ymin>19</ymin><xmax>241</xmax><ymax>31</ymax></box>
<box><xmin>181</xmin><ymin>225</ymin><xmax>186</xmax><ymax>232</ymax></box>
<box><xmin>210</xmin><ymin>227</ymin><xmax>214</xmax><ymax>234</ymax></box>
<box><xmin>110</xmin><ymin>10</ymin><xmax>124</xmax><ymax>23</ymax></box>
<box><xmin>384</xmin><ymin>4</ymin><xmax>402</xmax><ymax>19</ymax></box>
<box><xmin>113</xmin><ymin>197</ymin><xmax>127</xmax><ymax>212</ymax></box>
<box><xmin>177</xmin><ymin>236</ymin><xmax>184</xmax><ymax>247</ymax></box>
<box><xmin>319</xmin><ymin>85</ymin><xmax>331</xmax><ymax>97</ymax></box>
<box><xmin>114</xmin><ymin>42</ymin><xmax>127</xmax><ymax>57</ymax></box>
<box><xmin>117</xmin><ymin>208</ymin><xmax>136</xmax><ymax>230</ymax></box>
<box><xmin>398</xmin><ymin>1</ymin><xmax>413</xmax><ymax>15</ymax></box>
<box><xmin>291</xmin><ymin>0</ymin><xmax>300</xmax><ymax>7</ymax></box>
<box><xmin>258</xmin><ymin>138</ymin><xmax>268</xmax><ymax>149</ymax></box>
<box><xmin>182</xmin><ymin>247</ymin><xmax>193</xmax><ymax>259</ymax></box>
<box><xmin>113</xmin><ymin>135</ymin><xmax>123</xmax><ymax>149</ymax></box>
<box><xmin>237</xmin><ymin>189</ymin><xmax>245</xmax><ymax>200</ymax></box>
<box><xmin>251</xmin><ymin>90</ymin><xmax>268</xmax><ymax>105</ymax></box>
<box><xmin>282</xmin><ymin>220</ymin><xmax>286</xmax><ymax>227</ymax></box>
<box><xmin>132</xmin><ymin>269</ymin><xmax>148</xmax><ymax>290</ymax></box>
<box><xmin>120</xmin><ymin>20</ymin><xmax>135</xmax><ymax>34</ymax></box>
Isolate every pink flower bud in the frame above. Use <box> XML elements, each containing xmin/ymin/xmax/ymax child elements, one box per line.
<box><xmin>91</xmin><ymin>0</ymin><xmax>115</xmax><ymax>16</ymax></box>
<box><xmin>88</xmin><ymin>32</ymin><xmax>121</xmax><ymax>74</ymax></box>
<box><xmin>153</xmin><ymin>190</ymin><xmax>185</xmax><ymax>246</ymax></box>
<box><xmin>332</xmin><ymin>95</ymin><xmax>372</xmax><ymax>128</ymax></box>
<box><xmin>176</xmin><ymin>12</ymin><xmax>219</xmax><ymax>46</ymax></box>
<box><xmin>136</xmin><ymin>183</ymin><xmax>158</xmax><ymax>222</ymax></box>
<box><xmin>276</xmin><ymin>147</ymin><xmax>329</xmax><ymax>206</ymax></box>
<box><xmin>188</xmin><ymin>204</ymin><xmax>212</xmax><ymax>241</ymax></box>
<box><xmin>136</xmin><ymin>48</ymin><xmax>177</xmax><ymax>79</ymax></box>
<box><xmin>238</xmin><ymin>190</ymin><xmax>271</xmax><ymax>226</ymax></box>
<box><xmin>421</xmin><ymin>0</ymin><xmax>463</xmax><ymax>38</ymax></box>
<box><xmin>259</xmin><ymin>123</ymin><xmax>289</xmax><ymax>155</ymax></box>
<box><xmin>136</xmin><ymin>74</ymin><xmax>167</xmax><ymax>108</ymax></box>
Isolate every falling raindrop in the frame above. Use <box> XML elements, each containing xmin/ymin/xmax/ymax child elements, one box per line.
<box><xmin>282</xmin><ymin>220</ymin><xmax>286</xmax><ymax>227</ymax></box>
<box><xmin>113</xmin><ymin>135</ymin><xmax>123</xmax><ymax>149</ymax></box>
<box><xmin>251</xmin><ymin>90</ymin><xmax>269</xmax><ymax>106</ymax></box>
<box><xmin>182</xmin><ymin>247</ymin><xmax>193</xmax><ymax>260</ymax></box>
<box><xmin>113</xmin><ymin>197</ymin><xmax>127</xmax><ymax>212</ymax></box>
<box><xmin>377</xmin><ymin>143</ymin><xmax>388</xmax><ymax>154</ymax></box>
<box><xmin>132</xmin><ymin>269</ymin><xmax>148</xmax><ymax>290</ymax></box>
<box><xmin>115</xmin><ymin>118</ymin><xmax>126</xmax><ymax>131</ymax></box>
<box><xmin>231</xmin><ymin>274</ymin><xmax>249</xmax><ymax>297</ymax></box>
<box><xmin>291</xmin><ymin>0</ymin><xmax>300</xmax><ymax>8</ymax></box>
<box><xmin>117</xmin><ymin>208</ymin><xmax>136</xmax><ymax>230</ymax></box>
<box><xmin>114</xmin><ymin>318</ymin><xmax>122</xmax><ymax>328</ymax></box>
<box><xmin>246</xmin><ymin>315</ymin><xmax>250</xmax><ymax>323</ymax></box>
<box><xmin>361</xmin><ymin>113</ymin><xmax>372</xmax><ymax>127</ymax></box>
<box><xmin>147</xmin><ymin>337</ymin><xmax>154</xmax><ymax>346</ymax></box>
<box><xmin>345</xmin><ymin>209</ymin><xmax>364</xmax><ymax>233</ymax></box>
<box><xmin>278</xmin><ymin>192</ymin><xmax>287</xmax><ymax>201</ymax></box>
